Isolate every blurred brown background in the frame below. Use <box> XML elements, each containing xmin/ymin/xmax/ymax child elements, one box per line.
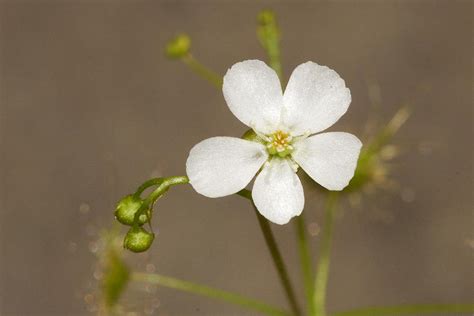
<box><xmin>0</xmin><ymin>1</ymin><xmax>472</xmax><ymax>315</ymax></box>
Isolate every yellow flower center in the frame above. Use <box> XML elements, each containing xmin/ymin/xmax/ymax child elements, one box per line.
<box><xmin>266</xmin><ymin>130</ymin><xmax>294</xmax><ymax>157</ymax></box>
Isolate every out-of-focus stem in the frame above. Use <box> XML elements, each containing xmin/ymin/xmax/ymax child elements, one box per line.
<box><xmin>313</xmin><ymin>192</ymin><xmax>338</xmax><ymax>316</ymax></box>
<box><xmin>132</xmin><ymin>272</ymin><xmax>290</xmax><ymax>316</ymax></box>
<box><xmin>181</xmin><ymin>53</ymin><xmax>223</xmax><ymax>88</ymax></box>
<box><xmin>296</xmin><ymin>214</ymin><xmax>314</xmax><ymax>316</ymax></box>
<box><xmin>331</xmin><ymin>303</ymin><xmax>474</xmax><ymax>316</ymax></box>
<box><xmin>257</xmin><ymin>10</ymin><xmax>283</xmax><ymax>80</ymax></box>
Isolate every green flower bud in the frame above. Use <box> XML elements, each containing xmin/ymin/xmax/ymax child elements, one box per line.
<box><xmin>115</xmin><ymin>195</ymin><xmax>147</xmax><ymax>226</ymax></box>
<box><xmin>123</xmin><ymin>226</ymin><xmax>155</xmax><ymax>253</ymax></box>
<box><xmin>343</xmin><ymin>149</ymin><xmax>374</xmax><ymax>193</ymax></box>
<box><xmin>165</xmin><ymin>34</ymin><xmax>191</xmax><ymax>59</ymax></box>
<box><xmin>258</xmin><ymin>10</ymin><xmax>276</xmax><ymax>25</ymax></box>
<box><xmin>344</xmin><ymin>107</ymin><xmax>410</xmax><ymax>193</ymax></box>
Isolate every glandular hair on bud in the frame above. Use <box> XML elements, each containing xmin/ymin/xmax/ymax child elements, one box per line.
<box><xmin>115</xmin><ymin>195</ymin><xmax>147</xmax><ymax>226</ymax></box>
<box><xmin>123</xmin><ymin>226</ymin><xmax>155</xmax><ymax>253</ymax></box>
<box><xmin>165</xmin><ymin>34</ymin><xmax>191</xmax><ymax>59</ymax></box>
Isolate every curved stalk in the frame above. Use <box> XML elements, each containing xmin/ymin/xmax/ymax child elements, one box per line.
<box><xmin>134</xmin><ymin>177</ymin><xmax>164</xmax><ymax>198</ymax></box>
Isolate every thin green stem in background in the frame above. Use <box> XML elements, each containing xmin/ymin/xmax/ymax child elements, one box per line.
<box><xmin>181</xmin><ymin>53</ymin><xmax>223</xmax><ymax>88</ymax></box>
<box><xmin>331</xmin><ymin>303</ymin><xmax>474</xmax><ymax>316</ymax></box>
<box><xmin>238</xmin><ymin>189</ymin><xmax>301</xmax><ymax>316</ymax></box>
<box><xmin>132</xmin><ymin>272</ymin><xmax>290</xmax><ymax>316</ymax></box>
<box><xmin>296</xmin><ymin>214</ymin><xmax>315</xmax><ymax>316</ymax></box>
<box><xmin>257</xmin><ymin>10</ymin><xmax>283</xmax><ymax>80</ymax></box>
<box><xmin>313</xmin><ymin>192</ymin><xmax>338</xmax><ymax>316</ymax></box>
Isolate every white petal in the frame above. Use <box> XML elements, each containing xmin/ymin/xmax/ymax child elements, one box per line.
<box><xmin>292</xmin><ymin>132</ymin><xmax>362</xmax><ymax>191</ymax></box>
<box><xmin>223</xmin><ymin>60</ymin><xmax>283</xmax><ymax>134</ymax></box>
<box><xmin>252</xmin><ymin>159</ymin><xmax>304</xmax><ymax>225</ymax></box>
<box><xmin>282</xmin><ymin>62</ymin><xmax>351</xmax><ymax>135</ymax></box>
<box><xmin>186</xmin><ymin>137</ymin><xmax>268</xmax><ymax>198</ymax></box>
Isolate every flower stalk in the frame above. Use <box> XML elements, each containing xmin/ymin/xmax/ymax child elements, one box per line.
<box><xmin>313</xmin><ymin>192</ymin><xmax>339</xmax><ymax>316</ymax></box>
<box><xmin>296</xmin><ymin>214</ymin><xmax>314</xmax><ymax>316</ymax></box>
<box><xmin>133</xmin><ymin>177</ymin><xmax>165</xmax><ymax>198</ymax></box>
<box><xmin>254</xmin><ymin>206</ymin><xmax>302</xmax><ymax>316</ymax></box>
<box><xmin>257</xmin><ymin>10</ymin><xmax>283</xmax><ymax>80</ymax></box>
<box><xmin>181</xmin><ymin>53</ymin><xmax>223</xmax><ymax>88</ymax></box>
<box><xmin>165</xmin><ymin>33</ymin><xmax>222</xmax><ymax>88</ymax></box>
<box><xmin>132</xmin><ymin>176</ymin><xmax>189</xmax><ymax>225</ymax></box>
<box><xmin>238</xmin><ymin>189</ymin><xmax>301</xmax><ymax>316</ymax></box>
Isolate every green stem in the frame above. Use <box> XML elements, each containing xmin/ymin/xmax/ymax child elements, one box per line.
<box><xmin>263</xmin><ymin>41</ymin><xmax>282</xmax><ymax>81</ymax></box>
<box><xmin>181</xmin><ymin>53</ymin><xmax>223</xmax><ymax>88</ymax></box>
<box><xmin>134</xmin><ymin>178</ymin><xmax>164</xmax><ymax>198</ymax></box>
<box><xmin>313</xmin><ymin>192</ymin><xmax>338</xmax><ymax>316</ymax></box>
<box><xmin>133</xmin><ymin>176</ymin><xmax>189</xmax><ymax>225</ymax></box>
<box><xmin>142</xmin><ymin>176</ymin><xmax>188</xmax><ymax>208</ymax></box>
<box><xmin>331</xmin><ymin>304</ymin><xmax>474</xmax><ymax>316</ymax></box>
<box><xmin>365</xmin><ymin>106</ymin><xmax>411</xmax><ymax>157</ymax></box>
<box><xmin>257</xmin><ymin>10</ymin><xmax>283</xmax><ymax>80</ymax></box>
<box><xmin>296</xmin><ymin>214</ymin><xmax>314</xmax><ymax>316</ymax></box>
<box><xmin>238</xmin><ymin>189</ymin><xmax>301</xmax><ymax>316</ymax></box>
<box><xmin>132</xmin><ymin>272</ymin><xmax>290</xmax><ymax>316</ymax></box>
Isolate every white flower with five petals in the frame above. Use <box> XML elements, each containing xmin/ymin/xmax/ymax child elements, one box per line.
<box><xmin>186</xmin><ymin>60</ymin><xmax>362</xmax><ymax>225</ymax></box>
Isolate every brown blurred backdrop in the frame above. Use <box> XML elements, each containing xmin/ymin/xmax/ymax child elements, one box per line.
<box><xmin>0</xmin><ymin>1</ymin><xmax>472</xmax><ymax>315</ymax></box>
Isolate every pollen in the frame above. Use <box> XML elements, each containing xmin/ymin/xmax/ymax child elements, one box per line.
<box><xmin>266</xmin><ymin>130</ymin><xmax>294</xmax><ymax>157</ymax></box>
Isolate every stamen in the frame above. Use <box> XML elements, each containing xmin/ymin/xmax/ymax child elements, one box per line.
<box><xmin>265</xmin><ymin>130</ymin><xmax>294</xmax><ymax>158</ymax></box>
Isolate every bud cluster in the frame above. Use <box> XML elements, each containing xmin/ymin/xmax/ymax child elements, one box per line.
<box><xmin>115</xmin><ymin>194</ymin><xmax>155</xmax><ymax>253</ymax></box>
<box><xmin>114</xmin><ymin>176</ymin><xmax>189</xmax><ymax>253</ymax></box>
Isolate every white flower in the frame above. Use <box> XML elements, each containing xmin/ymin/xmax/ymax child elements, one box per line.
<box><xmin>186</xmin><ymin>60</ymin><xmax>362</xmax><ymax>225</ymax></box>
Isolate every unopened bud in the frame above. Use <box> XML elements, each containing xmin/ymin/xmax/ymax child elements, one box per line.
<box><xmin>123</xmin><ymin>226</ymin><xmax>155</xmax><ymax>253</ymax></box>
<box><xmin>165</xmin><ymin>34</ymin><xmax>191</xmax><ymax>59</ymax></box>
<box><xmin>115</xmin><ymin>195</ymin><xmax>147</xmax><ymax>226</ymax></box>
<box><xmin>258</xmin><ymin>10</ymin><xmax>276</xmax><ymax>25</ymax></box>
